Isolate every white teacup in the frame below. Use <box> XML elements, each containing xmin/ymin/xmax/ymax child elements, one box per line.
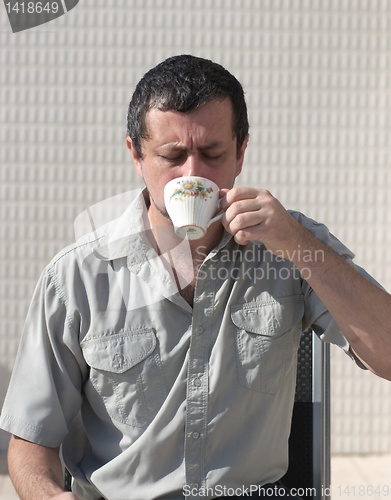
<box><xmin>164</xmin><ymin>176</ymin><xmax>224</xmax><ymax>240</ymax></box>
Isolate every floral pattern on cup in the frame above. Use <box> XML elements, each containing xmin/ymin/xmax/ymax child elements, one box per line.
<box><xmin>169</xmin><ymin>178</ymin><xmax>214</xmax><ymax>202</ymax></box>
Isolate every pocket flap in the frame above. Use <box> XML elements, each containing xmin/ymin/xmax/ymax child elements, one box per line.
<box><xmin>231</xmin><ymin>295</ymin><xmax>304</xmax><ymax>336</ymax></box>
<box><xmin>81</xmin><ymin>328</ymin><xmax>156</xmax><ymax>373</ymax></box>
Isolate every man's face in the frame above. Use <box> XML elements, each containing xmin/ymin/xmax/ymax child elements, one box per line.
<box><xmin>127</xmin><ymin>98</ymin><xmax>248</xmax><ymax>221</ymax></box>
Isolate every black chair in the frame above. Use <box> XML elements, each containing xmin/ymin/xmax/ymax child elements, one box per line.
<box><xmin>65</xmin><ymin>331</ymin><xmax>331</xmax><ymax>498</ymax></box>
<box><xmin>64</xmin><ymin>465</ymin><xmax>72</xmax><ymax>492</ymax></box>
<box><xmin>281</xmin><ymin>330</ymin><xmax>331</xmax><ymax>499</ymax></box>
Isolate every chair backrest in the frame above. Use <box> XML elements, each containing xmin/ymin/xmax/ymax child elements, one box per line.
<box><xmin>64</xmin><ymin>467</ymin><xmax>71</xmax><ymax>492</ymax></box>
<box><xmin>282</xmin><ymin>330</ymin><xmax>331</xmax><ymax>499</ymax></box>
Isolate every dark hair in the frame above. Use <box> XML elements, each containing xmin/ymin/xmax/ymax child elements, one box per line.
<box><xmin>127</xmin><ymin>54</ymin><xmax>249</xmax><ymax>158</ymax></box>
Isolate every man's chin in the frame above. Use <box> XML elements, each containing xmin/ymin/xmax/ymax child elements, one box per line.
<box><xmin>154</xmin><ymin>204</ymin><xmax>171</xmax><ymax>221</ymax></box>
<box><xmin>148</xmin><ymin>193</ymin><xmax>171</xmax><ymax>220</ymax></box>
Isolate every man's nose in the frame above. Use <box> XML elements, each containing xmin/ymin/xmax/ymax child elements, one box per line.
<box><xmin>184</xmin><ymin>155</ymin><xmax>205</xmax><ymax>177</ymax></box>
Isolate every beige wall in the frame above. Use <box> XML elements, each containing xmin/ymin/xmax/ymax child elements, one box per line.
<box><xmin>1</xmin><ymin>0</ymin><xmax>391</xmax><ymax>454</ymax></box>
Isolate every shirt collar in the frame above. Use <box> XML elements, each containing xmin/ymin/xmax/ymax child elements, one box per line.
<box><xmin>92</xmin><ymin>189</ymin><xmax>151</xmax><ymax>266</ymax></box>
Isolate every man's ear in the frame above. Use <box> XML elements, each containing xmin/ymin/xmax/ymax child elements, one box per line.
<box><xmin>125</xmin><ymin>136</ymin><xmax>143</xmax><ymax>179</ymax></box>
<box><xmin>235</xmin><ymin>134</ymin><xmax>249</xmax><ymax>178</ymax></box>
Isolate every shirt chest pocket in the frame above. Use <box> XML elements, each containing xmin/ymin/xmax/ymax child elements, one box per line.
<box><xmin>231</xmin><ymin>295</ymin><xmax>304</xmax><ymax>394</ymax></box>
<box><xmin>81</xmin><ymin>327</ymin><xmax>167</xmax><ymax>428</ymax></box>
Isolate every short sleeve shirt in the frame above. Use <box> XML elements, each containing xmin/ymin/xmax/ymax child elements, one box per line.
<box><xmin>0</xmin><ymin>190</ymin><xmax>365</xmax><ymax>500</ymax></box>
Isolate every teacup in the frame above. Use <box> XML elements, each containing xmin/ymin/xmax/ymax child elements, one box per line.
<box><xmin>164</xmin><ymin>176</ymin><xmax>224</xmax><ymax>239</ymax></box>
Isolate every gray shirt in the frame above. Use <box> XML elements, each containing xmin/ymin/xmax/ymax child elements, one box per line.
<box><xmin>0</xmin><ymin>190</ymin><xmax>362</xmax><ymax>499</ymax></box>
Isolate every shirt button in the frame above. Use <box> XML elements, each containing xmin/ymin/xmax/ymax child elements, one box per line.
<box><xmin>192</xmin><ymin>432</ymin><xmax>200</xmax><ymax>439</ymax></box>
<box><xmin>194</xmin><ymin>377</ymin><xmax>201</xmax><ymax>387</ymax></box>
<box><xmin>195</xmin><ymin>325</ymin><xmax>204</xmax><ymax>334</ymax></box>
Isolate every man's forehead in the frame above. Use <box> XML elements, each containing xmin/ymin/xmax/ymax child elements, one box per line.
<box><xmin>158</xmin><ymin>140</ymin><xmax>226</xmax><ymax>151</ymax></box>
<box><xmin>143</xmin><ymin>99</ymin><xmax>235</xmax><ymax>143</ymax></box>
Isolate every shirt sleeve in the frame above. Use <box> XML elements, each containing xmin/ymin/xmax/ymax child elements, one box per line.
<box><xmin>0</xmin><ymin>264</ymin><xmax>85</xmax><ymax>447</ymax></box>
<box><xmin>290</xmin><ymin>211</ymin><xmax>380</xmax><ymax>369</ymax></box>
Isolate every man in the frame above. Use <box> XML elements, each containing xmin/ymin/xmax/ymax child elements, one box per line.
<box><xmin>1</xmin><ymin>54</ymin><xmax>391</xmax><ymax>500</ymax></box>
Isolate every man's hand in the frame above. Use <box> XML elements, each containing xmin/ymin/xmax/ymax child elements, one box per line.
<box><xmin>221</xmin><ymin>186</ymin><xmax>305</xmax><ymax>256</ymax></box>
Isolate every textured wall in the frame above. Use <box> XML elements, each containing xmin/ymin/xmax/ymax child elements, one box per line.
<box><xmin>1</xmin><ymin>0</ymin><xmax>391</xmax><ymax>454</ymax></box>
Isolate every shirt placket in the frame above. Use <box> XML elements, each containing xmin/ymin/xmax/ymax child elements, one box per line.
<box><xmin>184</xmin><ymin>265</ymin><xmax>214</xmax><ymax>499</ymax></box>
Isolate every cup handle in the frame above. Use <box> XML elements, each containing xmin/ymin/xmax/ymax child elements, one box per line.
<box><xmin>207</xmin><ymin>211</ymin><xmax>224</xmax><ymax>227</ymax></box>
<box><xmin>207</xmin><ymin>198</ymin><xmax>225</xmax><ymax>227</ymax></box>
